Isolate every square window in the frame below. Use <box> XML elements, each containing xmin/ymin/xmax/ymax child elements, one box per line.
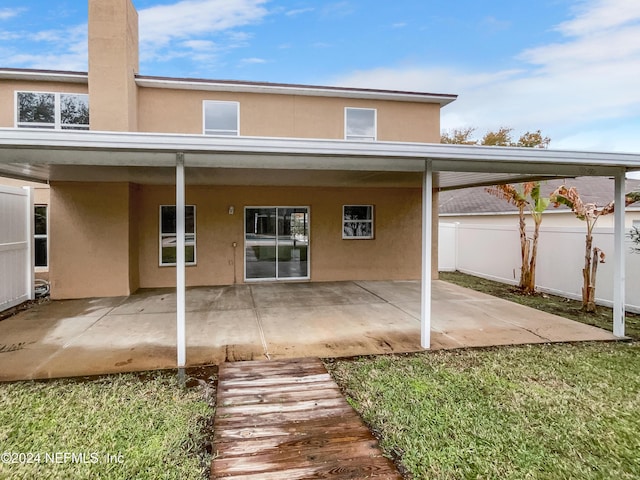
<box><xmin>345</xmin><ymin>107</ymin><xmax>376</xmax><ymax>141</ymax></box>
<box><xmin>343</xmin><ymin>205</ymin><xmax>374</xmax><ymax>239</ymax></box>
<box><xmin>159</xmin><ymin>205</ymin><xmax>196</xmax><ymax>266</ymax></box>
<box><xmin>203</xmin><ymin>101</ymin><xmax>239</xmax><ymax>136</ymax></box>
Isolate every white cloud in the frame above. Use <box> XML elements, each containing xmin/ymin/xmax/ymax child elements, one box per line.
<box><xmin>557</xmin><ymin>0</ymin><xmax>640</xmax><ymax>36</ymax></box>
<box><xmin>1</xmin><ymin>24</ymin><xmax>87</xmax><ymax>71</ymax></box>
<box><xmin>0</xmin><ymin>8</ymin><xmax>23</xmax><ymax>21</ymax></box>
<box><xmin>239</xmin><ymin>57</ymin><xmax>267</xmax><ymax>67</ymax></box>
<box><xmin>330</xmin><ymin>0</ymin><xmax>640</xmax><ymax>152</ymax></box>
<box><xmin>139</xmin><ymin>0</ymin><xmax>268</xmax><ymax>48</ymax></box>
<box><xmin>286</xmin><ymin>7</ymin><xmax>314</xmax><ymax>17</ymax></box>
<box><xmin>137</xmin><ymin>0</ymin><xmax>268</xmax><ymax>67</ymax></box>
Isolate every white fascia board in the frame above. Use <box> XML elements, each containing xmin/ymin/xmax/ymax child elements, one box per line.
<box><xmin>0</xmin><ymin>70</ymin><xmax>88</xmax><ymax>84</ymax></box>
<box><xmin>1</xmin><ymin>129</ymin><xmax>640</xmax><ymax>172</ymax></box>
<box><xmin>136</xmin><ymin>77</ymin><xmax>457</xmax><ymax>106</ymax></box>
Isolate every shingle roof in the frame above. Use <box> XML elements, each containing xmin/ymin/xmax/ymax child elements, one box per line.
<box><xmin>439</xmin><ymin>176</ymin><xmax>640</xmax><ymax>215</ymax></box>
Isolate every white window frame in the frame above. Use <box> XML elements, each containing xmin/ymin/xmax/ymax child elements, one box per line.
<box><xmin>159</xmin><ymin>205</ymin><xmax>197</xmax><ymax>267</ymax></box>
<box><xmin>15</xmin><ymin>91</ymin><xmax>90</xmax><ymax>130</ymax></box>
<box><xmin>203</xmin><ymin>100</ymin><xmax>240</xmax><ymax>136</ymax></box>
<box><xmin>345</xmin><ymin>107</ymin><xmax>377</xmax><ymax>141</ymax></box>
<box><xmin>342</xmin><ymin>205</ymin><xmax>374</xmax><ymax>240</ymax></box>
<box><xmin>34</xmin><ymin>204</ymin><xmax>48</xmax><ymax>271</ymax></box>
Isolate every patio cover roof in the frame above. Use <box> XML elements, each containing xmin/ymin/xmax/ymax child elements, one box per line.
<box><xmin>1</xmin><ymin>129</ymin><xmax>640</xmax><ymax>189</ymax></box>
<box><xmin>1</xmin><ymin>127</ymin><xmax>637</xmax><ymax>364</ymax></box>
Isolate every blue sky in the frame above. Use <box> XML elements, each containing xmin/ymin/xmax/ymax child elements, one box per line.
<box><xmin>2</xmin><ymin>0</ymin><xmax>640</xmax><ymax>156</ymax></box>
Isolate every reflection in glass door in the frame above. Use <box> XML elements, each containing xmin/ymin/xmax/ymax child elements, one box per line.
<box><xmin>245</xmin><ymin>207</ymin><xmax>309</xmax><ymax>280</ymax></box>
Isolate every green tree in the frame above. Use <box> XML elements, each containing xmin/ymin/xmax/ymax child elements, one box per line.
<box><xmin>440</xmin><ymin>127</ymin><xmax>477</xmax><ymax>145</ymax></box>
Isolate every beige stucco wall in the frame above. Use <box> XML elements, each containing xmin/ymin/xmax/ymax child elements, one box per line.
<box><xmin>0</xmin><ymin>81</ymin><xmax>88</xmax><ymax>128</ymax></box>
<box><xmin>137</xmin><ymin>87</ymin><xmax>441</xmax><ymax>142</ymax></box>
<box><xmin>49</xmin><ymin>182</ymin><xmax>135</xmax><ymax>298</ymax></box>
<box><xmin>135</xmin><ymin>184</ymin><xmax>422</xmax><ymax>289</ymax></box>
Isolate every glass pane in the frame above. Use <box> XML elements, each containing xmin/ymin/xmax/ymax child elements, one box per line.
<box><xmin>343</xmin><ymin>222</ymin><xmax>372</xmax><ymax>238</ymax></box>
<box><xmin>278</xmin><ymin>208</ymin><xmax>309</xmax><ymax>278</ymax></box>
<box><xmin>204</xmin><ymin>102</ymin><xmax>238</xmax><ymax>134</ymax></box>
<box><xmin>18</xmin><ymin>92</ymin><xmax>55</xmax><ymax>124</ymax></box>
<box><xmin>344</xmin><ymin>205</ymin><xmax>372</xmax><ymax>221</ymax></box>
<box><xmin>34</xmin><ymin>206</ymin><xmax>47</xmax><ymax>235</ymax></box>
<box><xmin>161</xmin><ymin>206</ymin><xmax>194</xmax><ymax>234</ymax></box>
<box><xmin>245</xmin><ymin>208</ymin><xmax>276</xmax><ymax>279</ymax></box>
<box><xmin>161</xmin><ymin>206</ymin><xmax>176</xmax><ymax>234</ymax></box>
<box><xmin>185</xmin><ymin>206</ymin><xmax>195</xmax><ymax>234</ymax></box>
<box><xmin>61</xmin><ymin>94</ymin><xmax>89</xmax><ymax>126</ymax></box>
<box><xmin>162</xmin><ymin>246</ymin><xmax>176</xmax><ymax>264</ymax></box>
<box><xmin>346</xmin><ymin>108</ymin><xmax>375</xmax><ymax>139</ymax></box>
<box><xmin>161</xmin><ymin>246</ymin><xmax>194</xmax><ymax>264</ymax></box>
<box><xmin>34</xmin><ymin>237</ymin><xmax>47</xmax><ymax>267</ymax></box>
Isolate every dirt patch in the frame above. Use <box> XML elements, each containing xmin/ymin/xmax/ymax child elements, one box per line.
<box><xmin>0</xmin><ymin>297</ymin><xmax>50</xmax><ymax>322</ymax></box>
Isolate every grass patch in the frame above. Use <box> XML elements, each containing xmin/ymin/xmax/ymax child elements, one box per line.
<box><xmin>0</xmin><ymin>371</ymin><xmax>212</xmax><ymax>480</ymax></box>
<box><xmin>328</xmin><ymin>342</ymin><xmax>640</xmax><ymax>479</ymax></box>
<box><xmin>440</xmin><ymin>271</ymin><xmax>640</xmax><ymax>340</ymax></box>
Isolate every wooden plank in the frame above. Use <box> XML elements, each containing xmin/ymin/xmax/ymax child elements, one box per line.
<box><xmin>218</xmin><ymin>380</ymin><xmax>338</xmax><ymax>398</ymax></box>
<box><xmin>211</xmin><ymin>453</ymin><xmax>402</xmax><ymax>479</ymax></box>
<box><xmin>219</xmin><ymin>387</ymin><xmax>343</xmax><ymax>407</ymax></box>
<box><xmin>215</xmin><ymin>430</ymin><xmax>378</xmax><ymax>457</ymax></box>
<box><xmin>216</xmin><ymin>397</ymin><xmax>345</xmax><ymax>416</ymax></box>
<box><xmin>220</xmin><ymin>364</ymin><xmax>328</xmax><ymax>378</ymax></box>
<box><xmin>219</xmin><ymin>357</ymin><xmax>320</xmax><ymax>370</ymax></box>
<box><xmin>215</xmin><ymin>405</ymin><xmax>355</xmax><ymax>427</ymax></box>
<box><xmin>220</xmin><ymin>372</ymin><xmax>332</xmax><ymax>388</ymax></box>
<box><xmin>212</xmin><ymin>357</ymin><xmax>402</xmax><ymax>480</ymax></box>
<box><xmin>213</xmin><ymin>464</ymin><xmax>401</xmax><ymax>480</ymax></box>
<box><xmin>213</xmin><ymin>417</ymin><xmax>366</xmax><ymax>441</ymax></box>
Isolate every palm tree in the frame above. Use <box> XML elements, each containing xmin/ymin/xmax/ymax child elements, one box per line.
<box><xmin>550</xmin><ymin>186</ymin><xmax>640</xmax><ymax>312</ymax></box>
<box><xmin>486</xmin><ymin>182</ymin><xmax>550</xmax><ymax>294</ymax></box>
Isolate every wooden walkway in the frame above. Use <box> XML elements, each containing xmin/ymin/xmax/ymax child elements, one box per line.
<box><xmin>211</xmin><ymin>357</ymin><xmax>402</xmax><ymax>479</ymax></box>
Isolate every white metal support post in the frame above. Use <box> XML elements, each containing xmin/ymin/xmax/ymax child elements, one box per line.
<box><xmin>176</xmin><ymin>153</ymin><xmax>186</xmax><ymax>367</ymax></box>
<box><xmin>421</xmin><ymin>160</ymin><xmax>433</xmax><ymax>349</ymax></box>
<box><xmin>613</xmin><ymin>169</ymin><xmax>626</xmax><ymax>337</ymax></box>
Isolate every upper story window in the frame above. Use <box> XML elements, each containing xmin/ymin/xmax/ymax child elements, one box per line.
<box><xmin>203</xmin><ymin>101</ymin><xmax>239</xmax><ymax>136</ymax></box>
<box><xmin>16</xmin><ymin>92</ymin><xmax>89</xmax><ymax>130</ymax></box>
<box><xmin>345</xmin><ymin>107</ymin><xmax>376</xmax><ymax>141</ymax></box>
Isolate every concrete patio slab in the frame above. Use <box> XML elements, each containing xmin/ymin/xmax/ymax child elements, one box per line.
<box><xmin>0</xmin><ymin>280</ymin><xmax>620</xmax><ymax>381</ymax></box>
<box><xmin>259</xmin><ymin>303</ymin><xmax>421</xmax><ymax>359</ymax></box>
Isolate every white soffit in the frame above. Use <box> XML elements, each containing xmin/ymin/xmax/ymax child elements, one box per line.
<box><xmin>1</xmin><ymin>129</ymin><xmax>640</xmax><ymax>188</ymax></box>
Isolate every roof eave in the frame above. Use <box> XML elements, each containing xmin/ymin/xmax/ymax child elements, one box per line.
<box><xmin>135</xmin><ymin>76</ymin><xmax>457</xmax><ymax>106</ymax></box>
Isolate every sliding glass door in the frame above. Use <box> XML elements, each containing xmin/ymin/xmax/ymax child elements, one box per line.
<box><xmin>245</xmin><ymin>207</ymin><xmax>309</xmax><ymax>280</ymax></box>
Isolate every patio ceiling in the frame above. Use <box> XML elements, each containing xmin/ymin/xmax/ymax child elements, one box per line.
<box><xmin>1</xmin><ymin>129</ymin><xmax>639</xmax><ymax>189</ymax></box>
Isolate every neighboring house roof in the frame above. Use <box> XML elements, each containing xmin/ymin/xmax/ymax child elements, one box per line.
<box><xmin>439</xmin><ymin>176</ymin><xmax>640</xmax><ymax>215</ymax></box>
<box><xmin>0</xmin><ymin>67</ymin><xmax>457</xmax><ymax>105</ymax></box>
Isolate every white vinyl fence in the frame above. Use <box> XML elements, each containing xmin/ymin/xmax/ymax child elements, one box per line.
<box><xmin>439</xmin><ymin>222</ymin><xmax>640</xmax><ymax>313</ymax></box>
<box><xmin>0</xmin><ymin>185</ymin><xmax>33</xmax><ymax>311</ymax></box>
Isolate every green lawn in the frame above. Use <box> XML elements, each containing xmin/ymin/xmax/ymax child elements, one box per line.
<box><xmin>0</xmin><ymin>372</ymin><xmax>211</xmax><ymax>480</ymax></box>
<box><xmin>328</xmin><ymin>342</ymin><xmax>640</xmax><ymax>479</ymax></box>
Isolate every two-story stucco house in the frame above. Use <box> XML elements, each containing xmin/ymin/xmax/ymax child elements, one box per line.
<box><xmin>1</xmin><ymin>0</ymin><xmax>639</xmax><ymax>353</ymax></box>
<box><xmin>0</xmin><ymin>0</ymin><xmax>455</xmax><ymax>301</ymax></box>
